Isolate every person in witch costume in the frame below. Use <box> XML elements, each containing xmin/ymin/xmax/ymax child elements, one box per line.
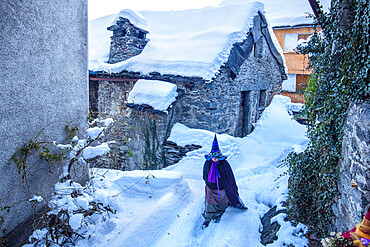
<box><xmin>342</xmin><ymin>206</ymin><xmax>370</xmax><ymax>246</ymax></box>
<box><xmin>202</xmin><ymin>134</ymin><xmax>247</xmax><ymax>229</ymax></box>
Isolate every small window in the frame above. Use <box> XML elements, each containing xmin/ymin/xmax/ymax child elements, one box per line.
<box><xmin>296</xmin><ymin>74</ymin><xmax>309</xmax><ymax>92</ymax></box>
<box><xmin>283</xmin><ymin>33</ymin><xmax>298</xmax><ymax>52</ymax></box>
<box><xmin>138</xmin><ymin>31</ymin><xmax>146</xmax><ymax>39</ymax></box>
<box><xmin>254</xmin><ymin>37</ymin><xmax>264</xmax><ymax>58</ymax></box>
<box><xmin>282</xmin><ymin>74</ymin><xmax>297</xmax><ymax>92</ymax></box>
<box><xmin>259</xmin><ymin>90</ymin><xmax>266</xmax><ymax>107</ymax></box>
<box><xmin>298</xmin><ymin>34</ymin><xmax>311</xmax><ymax>40</ymax></box>
<box><xmin>115</xmin><ymin>29</ymin><xmax>126</xmax><ymax>37</ymax></box>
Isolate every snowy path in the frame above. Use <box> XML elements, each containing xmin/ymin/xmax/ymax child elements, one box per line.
<box><xmin>33</xmin><ymin>96</ymin><xmax>308</xmax><ymax>247</ymax></box>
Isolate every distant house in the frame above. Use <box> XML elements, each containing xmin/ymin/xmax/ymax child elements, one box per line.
<box><xmin>88</xmin><ymin>1</ymin><xmax>287</xmax><ymax>170</ymax></box>
<box><xmin>248</xmin><ymin>0</ymin><xmax>330</xmax><ymax>103</ymax></box>
<box><xmin>273</xmin><ymin>25</ymin><xmax>320</xmax><ymax>103</ymax></box>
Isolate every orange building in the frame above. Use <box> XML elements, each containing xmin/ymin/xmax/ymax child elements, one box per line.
<box><xmin>272</xmin><ymin>25</ymin><xmax>321</xmax><ymax>103</ymax></box>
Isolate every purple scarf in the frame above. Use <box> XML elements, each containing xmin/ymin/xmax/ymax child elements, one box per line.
<box><xmin>208</xmin><ymin>160</ymin><xmax>221</xmax><ymax>198</ymax></box>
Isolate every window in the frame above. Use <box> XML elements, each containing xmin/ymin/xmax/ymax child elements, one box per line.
<box><xmin>298</xmin><ymin>34</ymin><xmax>311</xmax><ymax>40</ymax></box>
<box><xmin>283</xmin><ymin>33</ymin><xmax>298</xmax><ymax>52</ymax></box>
<box><xmin>254</xmin><ymin>37</ymin><xmax>265</xmax><ymax>58</ymax></box>
<box><xmin>282</xmin><ymin>74</ymin><xmax>297</xmax><ymax>92</ymax></box>
<box><xmin>259</xmin><ymin>90</ymin><xmax>266</xmax><ymax>107</ymax></box>
<box><xmin>296</xmin><ymin>74</ymin><xmax>309</xmax><ymax>92</ymax></box>
<box><xmin>237</xmin><ymin>91</ymin><xmax>251</xmax><ymax>137</ymax></box>
<box><xmin>138</xmin><ymin>31</ymin><xmax>146</xmax><ymax>39</ymax></box>
<box><xmin>284</xmin><ymin>33</ymin><xmax>312</xmax><ymax>52</ymax></box>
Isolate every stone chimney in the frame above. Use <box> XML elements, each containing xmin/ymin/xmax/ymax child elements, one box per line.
<box><xmin>107</xmin><ymin>17</ymin><xmax>149</xmax><ymax>64</ymax></box>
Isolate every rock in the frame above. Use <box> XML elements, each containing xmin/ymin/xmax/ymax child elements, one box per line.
<box><xmin>163</xmin><ymin>141</ymin><xmax>202</xmax><ymax>167</ymax></box>
<box><xmin>260</xmin><ymin>206</ymin><xmax>287</xmax><ymax>245</ymax></box>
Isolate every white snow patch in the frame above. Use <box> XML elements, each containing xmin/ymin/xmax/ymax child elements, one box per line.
<box><xmin>29</xmin><ymin>195</ymin><xmax>44</xmax><ymax>203</ymax></box>
<box><xmin>28</xmin><ymin>229</ymin><xmax>48</xmax><ymax>244</ymax></box>
<box><xmin>86</xmin><ymin>126</ymin><xmax>105</xmax><ymax>140</ymax></box>
<box><xmin>57</xmin><ymin>144</ymin><xmax>73</xmax><ymax>150</ymax></box>
<box><xmin>101</xmin><ymin>118</ymin><xmax>114</xmax><ymax>127</ymax></box>
<box><xmin>69</xmin><ymin>214</ymin><xmax>84</xmax><ymax>230</ymax></box>
<box><xmin>220</xmin><ymin>0</ymin><xmax>331</xmax><ymax>27</ymax></box>
<box><xmin>90</xmin><ymin>117</ymin><xmax>114</xmax><ymax>127</ymax></box>
<box><xmin>289</xmin><ymin>102</ymin><xmax>304</xmax><ymax>113</ymax></box>
<box><xmin>128</xmin><ymin>79</ymin><xmax>178</xmax><ymax>111</ymax></box>
<box><xmin>110</xmin><ymin>9</ymin><xmax>149</xmax><ymax>31</ymax></box>
<box><xmin>83</xmin><ymin>143</ymin><xmax>110</xmax><ymax>160</ymax></box>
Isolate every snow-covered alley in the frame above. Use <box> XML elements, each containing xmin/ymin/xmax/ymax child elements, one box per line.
<box><xmin>26</xmin><ymin>96</ymin><xmax>310</xmax><ymax>246</ymax></box>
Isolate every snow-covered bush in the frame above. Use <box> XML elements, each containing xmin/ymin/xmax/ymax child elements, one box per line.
<box><xmin>4</xmin><ymin>118</ymin><xmax>115</xmax><ymax>246</ymax></box>
<box><xmin>321</xmin><ymin>232</ymin><xmax>354</xmax><ymax>247</ymax></box>
<box><xmin>25</xmin><ymin>179</ymin><xmax>116</xmax><ymax>246</ymax></box>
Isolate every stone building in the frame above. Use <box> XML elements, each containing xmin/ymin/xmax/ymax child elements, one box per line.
<box><xmin>0</xmin><ymin>0</ymin><xmax>88</xmax><ymax>244</ymax></box>
<box><xmin>219</xmin><ymin>0</ymin><xmax>331</xmax><ymax>103</ymax></box>
<box><xmin>88</xmin><ymin>2</ymin><xmax>287</xmax><ymax>170</ymax></box>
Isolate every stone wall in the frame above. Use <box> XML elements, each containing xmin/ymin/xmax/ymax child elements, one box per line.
<box><xmin>177</xmin><ymin>33</ymin><xmax>282</xmax><ymax>137</ymax></box>
<box><xmin>91</xmin><ymin>105</ymin><xmax>180</xmax><ymax>170</ymax></box>
<box><xmin>0</xmin><ymin>0</ymin><xmax>88</xmax><ymax>239</ymax></box>
<box><xmin>108</xmin><ymin>36</ymin><xmax>148</xmax><ymax>64</ymax></box>
<box><xmin>89</xmin><ymin>79</ymin><xmax>180</xmax><ymax>170</ymax></box>
<box><xmin>333</xmin><ymin>103</ymin><xmax>370</xmax><ymax>232</ymax></box>
<box><xmin>97</xmin><ymin>80</ymin><xmax>136</xmax><ymax>117</ymax></box>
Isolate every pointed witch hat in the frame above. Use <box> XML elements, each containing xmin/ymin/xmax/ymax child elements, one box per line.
<box><xmin>204</xmin><ymin>134</ymin><xmax>227</xmax><ymax>161</ymax></box>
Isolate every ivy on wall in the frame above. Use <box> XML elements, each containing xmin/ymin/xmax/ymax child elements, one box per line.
<box><xmin>142</xmin><ymin>119</ymin><xmax>165</xmax><ymax>170</ymax></box>
<box><xmin>283</xmin><ymin>0</ymin><xmax>369</xmax><ymax>238</ymax></box>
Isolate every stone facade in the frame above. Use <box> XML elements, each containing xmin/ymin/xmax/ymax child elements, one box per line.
<box><xmin>333</xmin><ymin>103</ymin><xmax>370</xmax><ymax>232</ymax></box>
<box><xmin>107</xmin><ymin>17</ymin><xmax>148</xmax><ymax>64</ymax></box>
<box><xmin>177</xmin><ymin>35</ymin><xmax>282</xmax><ymax>137</ymax></box>
<box><xmin>88</xmin><ymin>79</ymin><xmax>181</xmax><ymax>170</ymax></box>
<box><xmin>0</xmin><ymin>0</ymin><xmax>88</xmax><ymax>241</ymax></box>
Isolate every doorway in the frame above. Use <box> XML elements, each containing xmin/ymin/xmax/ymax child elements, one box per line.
<box><xmin>238</xmin><ymin>91</ymin><xmax>251</xmax><ymax>137</ymax></box>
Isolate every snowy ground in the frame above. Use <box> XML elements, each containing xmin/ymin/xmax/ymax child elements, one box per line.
<box><xmin>25</xmin><ymin>95</ymin><xmax>309</xmax><ymax>246</ymax></box>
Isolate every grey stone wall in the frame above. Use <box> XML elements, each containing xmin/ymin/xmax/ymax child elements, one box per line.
<box><xmin>108</xmin><ymin>37</ymin><xmax>148</xmax><ymax>64</ymax></box>
<box><xmin>97</xmin><ymin>80</ymin><xmax>136</xmax><ymax>117</ymax></box>
<box><xmin>178</xmin><ymin>34</ymin><xmax>282</xmax><ymax>137</ymax></box>
<box><xmin>90</xmin><ymin>79</ymin><xmax>180</xmax><ymax>170</ymax></box>
<box><xmin>0</xmin><ymin>0</ymin><xmax>87</xmax><ymax>238</ymax></box>
<box><xmin>333</xmin><ymin>103</ymin><xmax>370</xmax><ymax>232</ymax></box>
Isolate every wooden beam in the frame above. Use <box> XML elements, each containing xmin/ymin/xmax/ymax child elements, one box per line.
<box><xmin>307</xmin><ymin>0</ymin><xmax>323</xmax><ymax>19</ymax></box>
<box><xmin>89</xmin><ymin>77</ymin><xmax>138</xmax><ymax>82</ymax></box>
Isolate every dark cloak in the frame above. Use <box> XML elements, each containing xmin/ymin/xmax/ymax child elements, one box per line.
<box><xmin>202</xmin><ymin>159</ymin><xmax>241</xmax><ymax>207</ymax></box>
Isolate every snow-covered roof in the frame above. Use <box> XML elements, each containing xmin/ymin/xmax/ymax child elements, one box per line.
<box><xmin>89</xmin><ymin>1</ymin><xmax>267</xmax><ymax>80</ymax></box>
<box><xmin>127</xmin><ymin>79</ymin><xmax>178</xmax><ymax>112</ymax></box>
<box><xmin>220</xmin><ymin>0</ymin><xmax>331</xmax><ymax>28</ymax></box>
<box><xmin>89</xmin><ymin>0</ymin><xmax>328</xmax><ymax>79</ymax></box>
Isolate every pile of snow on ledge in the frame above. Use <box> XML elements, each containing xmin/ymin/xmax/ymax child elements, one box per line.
<box><xmin>128</xmin><ymin>79</ymin><xmax>178</xmax><ymax>112</ymax></box>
